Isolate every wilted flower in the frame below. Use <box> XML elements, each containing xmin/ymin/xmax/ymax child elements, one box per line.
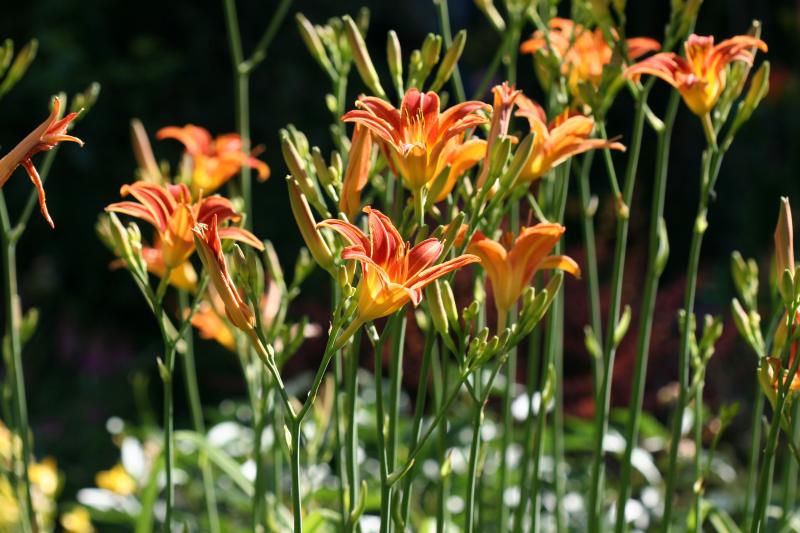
<box><xmin>95</xmin><ymin>463</ymin><xmax>136</xmax><ymax>496</ymax></box>
<box><xmin>625</xmin><ymin>33</ymin><xmax>767</xmax><ymax>116</ymax></box>
<box><xmin>0</xmin><ymin>97</ymin><xmax>83</xmax><ymax>228</ymax></box>
<box><xmin>193</xmin><ymin>215</ymin><xmax>259</xmax><ymax>333</ymax></box>
<box><xmin>157</xmin><ymin>124</ymin><xmax>270</xmax><ymax>195</ymax></box>
<box><xmin>342</xmin><ymin>89</ymin><xmax>490</xmax><ymax>191</ymax></box>
<box><xmin>106</xmin><ymin>181</ymin><xmax>261</xmax><ymax>268</ymax></box>
<box><xmin>320</xmin><ymin>207</ymin><xmax>479</xmax><ymax>331</ymax></box>
<box><xmin>521</xmin><ymin>18</ymin><xmax>660</xmax><ymax>102</ymax></box>
<box><xmin>515</xmin><ymin>96</ymin><xmax>625</xmax><ymax>182</ymax></box>
<box><xmin>462</xmin><ymin>223</ymin><xmax>580</xmax><ymax>326</ymax></box>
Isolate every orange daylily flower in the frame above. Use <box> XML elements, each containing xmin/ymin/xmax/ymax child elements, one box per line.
<box><xmin>462</xmin><ymin>223</ymin><xmax>580</xmax><ymax>325</ymax></box>
<box><xmin>340</xmin><ymin>124</ymin><xmax>373</xmax><ymax>220</ymax></box>
<box><xmin>625</xmin><ymin>33</ymin><xmax>767</xmax><ymax>116</ymax></box>
<box><xmin>157</xmin><ymin>124</ymin><xmax>270</xmax><ymax>195</ymax></box>
<box><xmin>521</xmin><ymin>18</ymin><xmax>660</xmax><ymax>101</ymax></box>
<box><xmin>432</xmin><ymin>137</ymin><xmax>487</xmax><ymax>202</ymax></box>
<box><xmin>0</xmin><ymin>97</ymin><xmax>83</xmax><ymax>228</ymax></box>
<box><xmin>192</xmin><ymin>215</ymin><xmax>259</xmax><ymax>332</ymax></box>
<box><xmin>515</xmin><ymin>96</ymin><xmax>625</xmax><ymax>182</ymax></box>
<box><xmin>342</xmin><ymin>89</ymin><xmax>490</xmax><ymax>191</ymax></box>
<box><xmin>192</xmin><ymin>300</ymin><xmax>238</xmax><ymax>352</ymax></box>
<box><xmin>106</xmin><ymin>181</ymin><xmax>262</xmax><ymax>268</ymax></box>
<box><xmin>320</xmin><ymin>207</ymin><xmax>479</xmax><ymax>328</ymax></box>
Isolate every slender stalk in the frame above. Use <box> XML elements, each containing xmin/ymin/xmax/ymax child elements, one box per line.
<box><xmin>660</xmin><ymin>147</ymin><xmax>717</xmax><ymax>531</ymax></box>
<box><xmin>387</xmin><ymin>312</ymin><xmax>406</xmax><ymax>479</ymax></box>
<box><xmin>435</xmin><ymin>340</ymin><xmax>449</xmax><ymax>533</ymax></box>
<box><xmin>498</xmin><ymin>201</ymin><xmax>521</xmax><ymax>530</ymax></box>
<box><xmin>529</xmin><ymin>321</ymin><xmax>554</xmax><ymax>533</ymax></box>
<box><xmin>691</xmin><ymin>377</ymin><xmax>704</xmax><ymax>532</ymax></box>
<box><xmin>464</xmin><ymin>397</ymin><xmax>483</xmax><ymax>533</ymax></box>
<box><xmin>290</xmin><ymin>419</ymin><xmax>302</xmax><ymax>533</ymax></box>
<box><xmin>0</xmin><ymin>192</ymin><xmax>34</xmax><ymax>533</ymax></box>
<box><xmin>333</xmin><ymin>348</ymin><xmax>347</xmax><ymax>532</ymax></box>
<box><xmin>345</xmin><ymin>333</ymin><xmax>361</xmax><ymax>533</ymax></box>
<box><xmin>400</xmin><ymin>332</ymin><xmax>436</xmax><ymax>525</ymax></box>
<box><xmin>614</xmin><ymin>91</ymin><xmax>679</xmax><ymax>533</ymax></box>
<box><xmin>751</xmin><ymin>314</ymin><xmax>800</xmax><ymax>533</ymax></box>
<box><xmin>512</xmin><ymin>323</ymin><xmax>541</xmax><ymax>533</ymax></box>
<box><xmin>744</xmin><ymin>378</ymin><xmax>764</xmax><ymax>530</ymax></box>
<box><xmin>779</xmin><ymin>402</ymin><xmax>800</xmax><ymax>527</ymax></box>
<box><xmin>375</xmin><ymin>323</ymin><xmax>391</xmax><ymax>533</ymax></box>
<box><xmin>433</xmin><ymin>0</ymin><xmax>466</xmax><ymax>103</ymax></box>
<box><xmin>587</xmin><ymin>91</ymin><xmax>649</xmax><ymax>532</ymax></box>
<box><xmin>178</xmin><ymin>290</ymin><xmax>220</xmax><ymax>533</ymax></box>
<box><xmin>576</xmin><ymin>152</ymin><xmax>603</xmax><ymax>396</ymax></box>
<box><xmin>160</xmin><ymin>339</ymin><xmax>177</xmax><ymax>531</ymax></box>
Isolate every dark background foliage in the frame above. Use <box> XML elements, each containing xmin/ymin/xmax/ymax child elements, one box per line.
<box><xmin>1</xmin><ymin>0</ymin><xmax>797</xmax><ymax>499</ymax></box>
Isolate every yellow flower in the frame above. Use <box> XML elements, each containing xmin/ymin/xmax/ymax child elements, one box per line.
<box><xmin>0</xmin><ymin>97</ymin><xmax>83</xmax><ymax>228</ymax></box>
<box><xmin>625</xmin><ymin>33</ymin><xmax>767</xmax><ymax>116</ymax></box>
<box><xmin>95</xmin><ymin>463</ymin><xmax>136</xmax><ymax>496</ymax></box>
<box><xmin>342</xmin><ymin>89</ymin><xmax>490</xmax><ymax>191</ymax></box>
<box><xmin>0</xmin><ymin>477</ymin><xmax>19</xmax><ymax>529</ymax></box>
<box><xmin>61</xmin><ymin>507</ymin><xmax>95</xmax><ymax>533</ymax></box>
<box><xmin>29</xmin><ymin>457</ymin><xmax>59</xmax><ymax>498</ymax></box>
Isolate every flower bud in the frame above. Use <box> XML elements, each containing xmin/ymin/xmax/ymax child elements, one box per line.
<box><xmin>426</xmin><ymin>281</ymin><xmax>450</xmax><ymax>337</ymax></box>
<box><xmin>775</xmin><ymin>196</ymin><xmax>794</xmax><ymax>282</ymax></box>
<box><xmin>430</xmin><ymin>30</ymin><xmax>466</xmax><ymax>92</ymax></box>
<box><xmin>731</xmin><ymin>61</ymin><xmax>769</xmax><ymax>137</ymax></box>
<box><xmin>311</xmin><ymin>147</ymin><xmax>334</xmax><ymax>191</ymax></box>
<box><xmin>655</xmin><ymin>217</ymin><xmax>670</xmax><ymax>277</ymax></box>
<box><xmin>130</xmin><ymin>119</ymin><xmax>162</xmax><ymax>184</ymax></box>
<box><xmin>340</xmin><ymin>125</ymin><xmax>373</xmax><ymax>219</ymax></box>
<box><xmin>387</xmin><ymin>30</ymin><xmax>403</xmax><ymax>94</ymax></box>
<box><xmin>263</xmin><ymin>240</ymin><xmax>285</xmax><ymax>289</ymax></box>
<box><xmin>280</xmin><ymin>131</ymin><xmax>330</xmax><ymax>217</ymax></box>
<box><xmin>296</xmin><ymin>13</ymin><xmax>336</xmax><ymax>79</ymax></box>
<box><xmin>440</xmin><ymin>280</ymin><xmax>458</xmax><ymax>325</ymax></box>
<box><xmin>473</xmin><ymin>0</ymin><xmax>506</xmax><ymax>32</ymax></box>
<box><xmin>0</xmin><ymin>39</ymin><xmax>37</xmax><ymax>97</ymax></box>
<box><xmin>287</xmin><ymin>176</ymin><xmax>335</xmax><ymax>273</ymax></box>
<box><xmin>342</xmin><ymin>15</ymin><xmax>386</xmax><ymax>99</ymax></box>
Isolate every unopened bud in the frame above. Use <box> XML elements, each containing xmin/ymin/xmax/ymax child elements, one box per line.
<box><xmin>287</xmin><ymin>176</ymin><xmax>335</xmax><ymax>273</ymax></box>
<box><xmin>387</xmin><ymin>31</ymin><xmax>403</xmax><ymax>94</ymax></box>
<box><xmin>0</xmin><ymin>39</ymin><xmax>37</xmax><ymax>97</ymax></box>
<box><xmin>343</xmin><ymin>15</ymin><xmax>386</xmax><ymax>98</ymax></box>
<box><xmin>296</xmin><ymin>13</ymin><xmax>336</xmax><ymax>79</ymax></box>
<box><xmin>280</xmin><ymin>131</ymin><xmax>330</xmax><ymax>217</ymax></box>
<box><xmin>474</xmin><ymin>0</ymin><xmax>506</xmax><ymax>32</ymax></box>
<box><xmin>430</xmin><ymin>30</ymin><xmax>466</xmax><ymax>92</ymax></box>
<box><xmin>774</xmin><ymin>196</ymin><xmax>794</xmax><ymax>282</ymax></box>
<box><xmin>426</xmin><ymin>281</ymin><xmax>449</xmax><ymax>337</ymax></box>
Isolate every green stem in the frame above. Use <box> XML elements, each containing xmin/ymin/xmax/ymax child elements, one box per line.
<box><xmin>333</xmin><ymin>348</ymin><xmax>347</xmax><ymax>532</ymax></box>
<box><xmin>587</xmin><ymin>92</ymin><xmax>649</xmax><ymax>532</ymax></box>
<box><xmin>387</xmin><ymin>312</ymin><xmax>407</xmax><ymax>477</ymax></box>
<box><xmin>614</xmin><ymin>91</ymin><xmax>679</xmax><ymax>533</ymax></box>
<box><xmin>0</xmin><ymin>192</ymin><xmax>34</xmax><ymax>533</ymax></box>
<box><xmin>435</xmin><ymin>341</ymin><xmax>449</xmax><ymax>533</ymax></box>
<box><xmin>744</xmin><ymin>378</ymin><xmax>765</xmax><ymax>530</ymax></box>
<box><xmin>512</xmin><ymin>322</ymin><xmax>541</xmax><ymax>533</ymax></box>
<box><xmin>178</xmin><ymin>290</ymin><xmax>220</xmax><ymax>533</ymax></box>
<box><xmin>692</xmin><ymin>378</ymin><xmax>704</xmax><ymax>532</ymax></box>
<box><xmin>751</xmin><ymin>315</ymin><xmax>800</xmax><ymax>533</ymax></box>
<box><xmin>161</xmin><ymin>339</ymin><xmax>177</xmax><ymax>531</ymax></box>
<box><xmin>433</xmin><ymin>0</ymin><xmax>466</xmax><ymax>103</ymax></box>
<box><xmin>779</xmin><ymin>402</ymin><xmax>800</xmax><ymax>527</ymax></box>
<box><xmin>290</xmin><ymin>420</ymin><xmax>302</xmax><ymax>533</ymax></box>
<box><xmin>576</xmin><ymin>152</ymin><xmax>603</xmax><ymax>397</ymax></box>
<box><xmin>374</xmin><ymin>317</ymin><xmax>392</xmax><ymax>533</ymax></box>
<box><xmin>661</xmin><ymin>146</ymin><xmax>718</xmax><ymax>532</ymax></box>
<box><xmin>464</xmin><ymin>398</ymin><xmax>483</xmax><ymax>533</ymax></box>
<box><xmin>345</xmin><ymin>333</ymin><xmax>361</xmax><ymax>533</ymax></box>
<box><xmin>400</xmin><ymin>332</ymin><xmax>436</xmax><ymax>526</ymax></box>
